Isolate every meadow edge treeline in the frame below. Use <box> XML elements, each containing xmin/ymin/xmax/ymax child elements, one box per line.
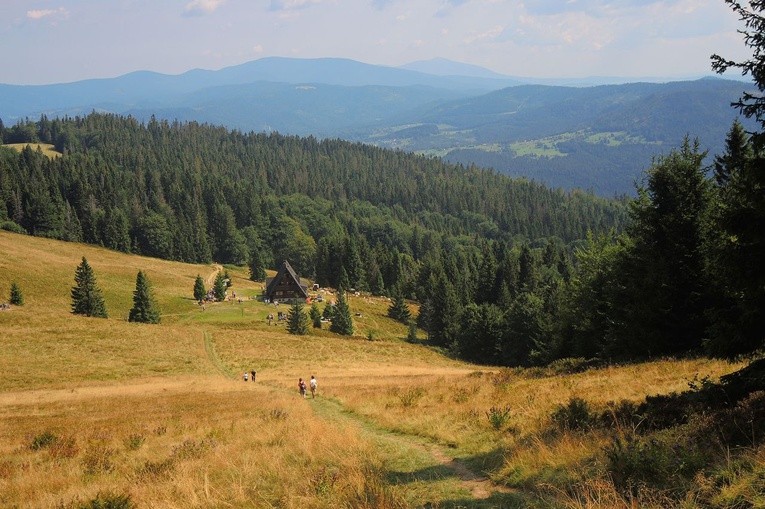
<box><xmin>0</xmin><ymin>109</ymin><xmax>762</xmax><ymax>365</ymax></box>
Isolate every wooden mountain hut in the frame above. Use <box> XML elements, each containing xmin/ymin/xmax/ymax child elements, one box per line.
<box><xmin>265</xmin><ymin>260</ymin><xmax>309</xmax><ymax>302</ymax></box>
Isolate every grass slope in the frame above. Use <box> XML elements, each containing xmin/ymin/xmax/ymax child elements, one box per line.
<box><xmin>4</xmin><ymin>143</ymin><xmax>62</xmax><ymax>159</ymax></box>
<box><xmin>0</xmin><ymin>230</ymin><xmax>757</xmax><ymax>508</ymax></box>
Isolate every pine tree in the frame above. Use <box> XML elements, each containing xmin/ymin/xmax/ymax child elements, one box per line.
<box><xmin>309</xmin><ymin>301</ymin><xmax>322</xmax><ymax>328</ymax></box>
<box><xmin>329</xmin><ymin>290</ymin><xmax>354</xmax><ymax>336</ymax></box>
<box><xmin>387</xmin><ymin>291</ymin><xmax>411</xmax><ymax>324</ymax></box>
<box><xmin>711</xmin><ymin>9</ymin><xmax>765</xmax><ymax>357</ymax></box>
<box><xmin>193</xmin><ymin>275</ymin><xmax>206</xmax><ymax>302</ymax></box>
<box><xmin>616</xmin><ymin>138</ymin><xmax>711</xmax><ymax>357</ymax></box>
<box><xmin>213</xmin><ymin>272</ymin><xmax>227</xmax><ymax>301</ymax></box>
<box><xmin>71</xmin><ymin>257</ymin><xmax>108</xmax><ymax>318</ymax></box>
<box><xmin>248</xmin><ymin>248</ymin><xmax>266</xmax><ymax>282</ymax></box>
<box><xmin>9</xmin><ymin>281</ymin><xmax>23</xmax><ymax>306</ymax></box>
<box><xmin>128</xmin><ymin>270</ymin><xmax>161</xmax><ymax>324</ymax></box>
<box><xmin>322</xmin><ymin>302</ymin><xmax>335</xmax><ymax>321</ymax></box>
<box><xmin>706</xmin><ymin>122</ymin><xmax>765</xmax><ymax>357</ymax></box>
<box><xmin>406</xmin><ymin>320</ymin><xmax>418</xmax><ymax>343</ymax></box>
<box><xmin>287</xmin><ymin>301</ymin><xmax>309</xmax><ymax>335</ymax></box>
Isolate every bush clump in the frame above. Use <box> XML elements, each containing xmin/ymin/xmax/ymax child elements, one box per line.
<box><xmin>551</xmin><ymin>397</ymin><xmax>595</xmax><ymax>432</ymax></box>
<box><xmin>30</xmin><ymin>431</ymin><xmax>58</xmax><ymax>450</ymax></box>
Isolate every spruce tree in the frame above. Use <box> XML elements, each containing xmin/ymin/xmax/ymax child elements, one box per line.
<box><xmin>9</xmin><ymin>281</ymin><xmax>23</xmax><ymax>306</ymax></box>
<box><xmin>387</xmin><ymin>291</ymin><xmax>411</xmax><ymax>324</ymax></box>
<box><xmin>193</xmin><ymin>275</ymin><xmax>206</xmax><ymax>302</ymax></box>
<box><xmin>706</xmin><ymin>122</ymin><xmax>765</xmax><ymax>357</ymax></box>
<box><xmin>286</xmin><ymin>301</ymin><xmax>309</xmax><ymax>335</ymax></box>
<box><xmin>329</xmin><ymin>290</ymin><xmax>354</xmax><ymax>336</ymax></box>
<box><xmin>322</xmin><ymin>302</ymin><xmax>335</xmax><ymax>321</ymax></box>
<box><xmin>71</xmin><ymin>257</ymin><xmax>108</xmax><ymax>318</ymax></box>
<box><xmin>406</xmin><ymin>320</ymin><xmax>418</xmax><ymax>343</ymax></box>
<box><xmin>248</xmin><ymin>249</ymin><xmax>266</xmax><ymax>282</ymax></box>
<box><xmin>128</xmin><ymin>270</ymin><xmax>161</xmax><ymax>324</ymax></box>
<box><xmin>309</xmin><ymin>301</ymin><xmax>322</xmax><ymax>328</ymax></box>
<box><xmin>213</xmin><ymin>272</ymin><xmax>227</xmax><ymax>301</ymax></box>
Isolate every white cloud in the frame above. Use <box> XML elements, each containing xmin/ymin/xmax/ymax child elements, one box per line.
<box><xmin>26</xmin><ymin>7</ymin><xmax>68</xmax><ymax>22</ymax></box>
<box><xmin>463</xmin><ymin>25</ymin><xmax>504</xmax><ymax>44</ymax></box>
<box><xmin>184</xmin><ymin>0</ymin><xmax>225</xmax><ymax>16</ymax></box>
<box><xmin>270</xmin><ymin>0</ymin><xmax>323</xmax><ymax>11</ymax></box>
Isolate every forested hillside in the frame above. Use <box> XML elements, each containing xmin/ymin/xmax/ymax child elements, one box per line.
<box><xmin>1</xmin><ymin>102</ymin><xmax>762</xmax><ymax>367</ymax></box>
<box><xmin>0</xmin><ymin>113</ymin><xmax>624</xmax><ymax>264</ymax></box>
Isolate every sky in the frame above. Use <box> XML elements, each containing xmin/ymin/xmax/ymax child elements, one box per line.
<box><xmin>0</xmin><ymin>0</ymin><xmax>752</xmax><ymax>85</ymax></box>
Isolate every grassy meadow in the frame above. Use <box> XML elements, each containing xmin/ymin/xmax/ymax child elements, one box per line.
<box><xmin>0</xmin><ymin>230</ymin><xmax>760</xmax><ymax>508</ymax></box>
<box><xmin>4</xmin><ymin>143</ymin><xmax>62</xmax><ymax>159</ymax></box>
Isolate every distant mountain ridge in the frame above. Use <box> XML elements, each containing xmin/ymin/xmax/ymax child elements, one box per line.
<box><xmin>0</xmin><ymin>56</ymin><xmax>755</xmax><ymax>195</ymax></box>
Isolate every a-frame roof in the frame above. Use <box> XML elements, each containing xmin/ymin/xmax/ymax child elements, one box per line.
<box><xmin>265</xmin><ymin>260</ymin><xmax>308</xmax><ymax>300</ymax></box>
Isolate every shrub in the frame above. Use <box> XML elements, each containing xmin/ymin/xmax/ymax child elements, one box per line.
<box><xmin>600</xmin><ymin>399</ymin><xmax>642</xmax><ymax>431</ymax></box>
<box><xmin>605</xmin><ymin>428</ymin><xmax>710</xmax><ymax>498</ymax></box>
<box><xmin>551</xmin><ymin>397</ymin><xmax>595</xmax><ymax>432</ymax></box>
<box><xmin>123</xmin><ymin>433</ymin><xmax>145</xmax><ymax>451</ymax></box>
<box><xmin>0</xmin><ymin>221</ymin><xmax>25</xmax><ymax>234</ymax></box>
<box><xmin>81</xmin><ymin>446</ymin><xmax>115</xmax><ymax>475</ymax></box>
<box><xmin>486</xmin><ymin>405</ymin><xmax>512</xmax><ymax>430</ymax></box>
<box><xmin>490</xmin><ymin>369</ymin><xmax>515</xmax><ymax>386</ymax></box>
<box><xmin>30</xmin><ymin>431</ymin><xmax>58</xmax><ymax>450</ymax></box>
<box><xmin>76</xmin><ymin>492</ymin><xmax>134</xmax><ymax>509</ymax></box>
<box><xmin>547</xmin><ymin>357</ymin><xmax>597</xmax><ymax>375</ymax></box>
<box><xmin>137</xmin><ymin>458</ymin><xmax>175</xmax><ymax>479</ymax></box>
<box><xmin>49</xmin><ymin>436</ymin><xmax>79</xmax><ymax>459</ymax></box>
<box><xmin>398</xmin><ymin>387</ymin><xmax>425</xmax><ymax>408</ymax></box>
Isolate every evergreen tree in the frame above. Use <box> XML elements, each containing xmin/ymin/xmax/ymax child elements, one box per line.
<box><xmin>614</xmin><ymin>138</ymin><xmax>711</xmax><ymax>357</ymax></box>
<box><xmin>128</xmin><ymin>270</ymin><xmax>161</xmax><ymax>324</ymax></box>
<box><xmin>248</xmin><ymin>248</ymin><xmax>266</xmax><ymax>282</ymax></box>
<box><xmin>428</xmin><ymin>271</ymin><xmax>461</xmax><ymax>348</ymax></box>
<box><xmin>706</xmin><ymin>122</ymin><xmax>765</xmax><ymax>357</ymax></box>
<box><xmin>712</xmin><ymin>1</ymin><xmax>765</xmax><ymax>146</ymax></box>
<box><xmin>193</xmin><ymin>275</ymin><xmax>206</xmax><ymax>301</ymax></box>
<box><xmin>338</xmin><ymin>266</ymin><xmax>350</xmax><ymax>292</ymax></box>
<box><xmin>416</xmin><ymin>298</ymin><xmax>433</xmax><ymax>335</ymax></box>
<box><xmin>387</xmin><ymin>291</ymin><xmax>411</xmax><ymax>324</ymax></box>
<box><xmin>322</xmin><ymin>301</ymin><xmax>335</xmax><ymax>321</ymax></box>
<box><xmin>287</xmin><ymin>301</ymin><xmax>309</xmax><ymax>335</ymax></box>
<box><xmin>309</xmin><ymin>301</ymin><xmax>322</xmax><ymax>328</ymax></box>
<box><xmin>329</xmin><ymin>290</ymin><xmax>354</xmax><ymax>336</ymax></box>
<box><xmin>213</xmin><ymin>272</ymin><xmax>227</xmax><ymax>301</ymax></box>
<box><xmin>71</xmin><ymin>257</ymin><xmax>108</xmax><ymax>318</ymax></box>
<box><xmin>406</xmin><ymin>320</ymin><xmax>418</xmax><ymax>343</ymax></box>
<box><xmin>456</xmin><ymin>303</ymin><xmax>504</xmax><ymax>364</ymax></box>
<box><xmin>9</xmin><ymin>281</ymin><xmax>23</xmax><ymax>306</ymax></box>
<box><xmin>710</xmin><ymin>13</ymin><xmax>765</xmax><ymax>356</ymax></box>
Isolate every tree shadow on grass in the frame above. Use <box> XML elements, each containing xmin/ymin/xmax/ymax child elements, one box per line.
<box><xmin>386</xmin><ymin>448</ymin><xmax>535</xmax><ymax>508</ymax></box>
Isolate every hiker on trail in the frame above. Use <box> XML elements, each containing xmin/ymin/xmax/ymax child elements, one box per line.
<box><xmin>243</xmin><ymin>372</ymin><xmax>249</xmax><ymax>382</ymax></box>
<box><xmin>251</xmin><ymin>370</ymin><xmax>256</xmax><ymax>381</ymax></box>
<box><xmin>309</xmin><ymin>375</ymin><xmax>317</xmax><ymax>398</ymax></box>
<box><xmin>298</xmin><ymin>378</ymin><xmax>307</xmax><ymax>398</ymax></box>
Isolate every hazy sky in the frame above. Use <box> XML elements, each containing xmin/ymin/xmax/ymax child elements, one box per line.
<box><xmin>0</xmin><ymin>0</ymin><xmax>752</xmax><ymax>85</ymax></box>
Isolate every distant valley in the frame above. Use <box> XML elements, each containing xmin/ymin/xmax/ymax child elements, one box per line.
<box><xmin>0</xmin><ymin>57</ymin><xmax>754</xmax><ymax>195</ymax></box>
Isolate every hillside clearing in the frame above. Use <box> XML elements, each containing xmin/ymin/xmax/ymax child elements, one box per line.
<box><xmin>0</xmin><ymin>231</ymin><xmax>752</xmax><ymax>508</ymax></box>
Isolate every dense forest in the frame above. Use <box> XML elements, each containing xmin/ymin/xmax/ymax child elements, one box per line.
<box><xmin>1</xmin><ymin>55</ymin><xmax>763</xmax><ymax>366</ymax></box>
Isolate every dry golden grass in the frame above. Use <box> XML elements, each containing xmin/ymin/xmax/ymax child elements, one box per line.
<box><xmin>0</xmin><ymin>378</ymin><xmax>402</xmax><ymax>509</ymax></box>
<box><xmin>0</xmin><ymin>231</ymin><xmax>751</xmax><ymax>508</ymax></box>
<box><xmin>3</xmin><ymin>142</ymin><xmax>62</xmax><ymax>158</ymax></box>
